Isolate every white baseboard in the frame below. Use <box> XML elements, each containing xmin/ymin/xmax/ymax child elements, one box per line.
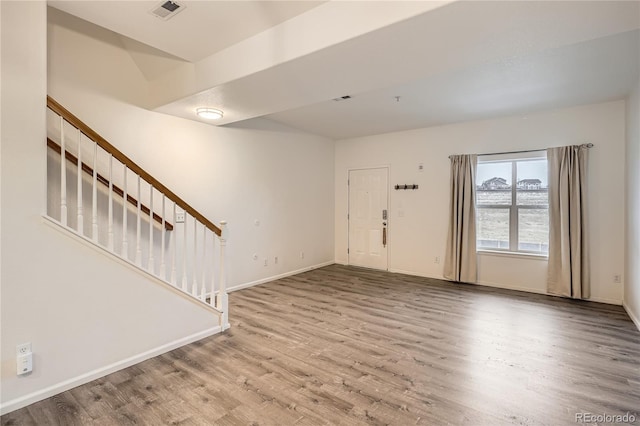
<box><xmin>0</xmin><ymin>327</ymin><xmax>221</xmax><ymax>416</ymax></box>
<box><xmin>587</xmin><ymin>296</ymin><xmax>623</xmax><ymax>305</ymax></box>
<box><xmin>390</xmin><ymin>270</ymin><xmax>551</xmax><ymax>298</ymax></box>
<box><xmin>388</xmin><ymin>267</ymin><xmax>440</xmax><ymax>279</ymax></box>
<box><xmin>476</xmin><ymin>279</ymin><xmax>551</xmax><ymax>296</ymax></box>
<box><xmin>474</xmin><ymin>280</ymin><xmax>622</xmax><ymax>305</ymax></box>
<box><xmin>227</xmin><ymin>260</ymin><xmax>335</xmax><ymax>293</ymax></box>
<box><xmin>388</xmin><ymin>267</ymin><xmax>623</xmax><ymax>305</ymax></box>
<box><xmin>623</xmin><ymin>301</ymin><xmax>640</xmax><ymax>332</ymax></box>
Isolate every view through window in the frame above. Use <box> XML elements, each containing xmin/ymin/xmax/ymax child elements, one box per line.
<box><xmin>476</xmin><ymin>155</ymin><xmax>549</xmax><ymax>254</ymax></box>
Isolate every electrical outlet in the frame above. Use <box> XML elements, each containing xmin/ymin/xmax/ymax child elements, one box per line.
<box><xmin>300</xmin><ymin>251</ymin><xmax>305</xmax><ymax>259</ymax></box>
<box><xmin>16</xmin><ymin>343</ymin><xmax>33</xmax><ymax>376</ymax></box>
<box><xmin>274</xmin><ymin>256</ymin><xmax>278</xmax><ymax>264</ymax></box>
<box><xmin>17</xmin><ymin>353</ymin><xmax>32</xmax><ymax>375</ymax></box>
<box><xmin>175</xmin><ymin>211</ymin><xmax>185</xmax><ymax>223</ymax></box>
<box><xmin>16</xmin><ymin>343</ymin><xmax>31</xmax><ymax>356</ymax></box>
<box><xmin>264</xmin><ymin>259</ymin><xmax>268</xmax><ymax>267</ymax></box>
<box><xmin>614</xmin><ymin>274</ymin><xmax>621</xmax><ymax>283</ymax></box>
<box><xmin>434</xmin><ymin>256</ymin><xmax>441</xmax><ymax>264</ymax></box>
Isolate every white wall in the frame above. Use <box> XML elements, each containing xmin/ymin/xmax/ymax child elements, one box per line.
<box><xmin>0</xmin><ymin>2</ymin><xmax>224</xmax><ymax>414</ymax></box>
<box><xmin>1</xmin><ymin>4</ymin><xmax>334</xmax><ymax>414</ymax></box>
<box><xmin>47</xmin><ymin>8</ymin><xmax>335</xmax><ymax>291</ymax></box>
<box><xmin>336</xmin><ymin>101</ymin><xmax>626</xmax><ymax>304</ymax></box>
<box><xmin>625</xmin><ymin>78</ymin><xmax>640</xmax><ymax>329</ymax></box>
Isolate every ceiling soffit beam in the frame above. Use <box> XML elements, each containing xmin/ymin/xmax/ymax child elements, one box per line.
<box><xmin>147</xmin><ymin>0</ymin><xmax>453</xmax><ymax>109</ymax></box>
<box><xmin>152</xmin><ymin>1</ymin><xmax>640</xmax><ymax>126</ymax></box>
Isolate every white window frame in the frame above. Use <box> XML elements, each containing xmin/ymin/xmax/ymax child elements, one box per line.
<box><xmin>476</xmin><ymin>151</ymin><xmax>548</xmax><ymax>256</ymax></box>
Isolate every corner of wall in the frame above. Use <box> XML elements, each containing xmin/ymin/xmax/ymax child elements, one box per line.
<box><xmin>624</xmin><ymin>77</ymin><xmax>640</xmax><ymax>332</ymax></box>
<box><xmin>623</xmin><ymin>301</ymin><xmax>640</xmax><ymax>332</ymax></box>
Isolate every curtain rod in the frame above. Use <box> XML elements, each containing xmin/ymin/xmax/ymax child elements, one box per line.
<box><xmin>448</xmin><ymin>143</ymin><xmax>594</xmax><ymax>159</ymax></box>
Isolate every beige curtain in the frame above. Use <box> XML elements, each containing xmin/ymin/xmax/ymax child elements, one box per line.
<box><xmin>547</xmin><ymin>145</ymin><xmax>590</xmax><ymax>298</ymax></box>
<box><xmin>444</xmin><ymin>154</ymin><xmax>477</xmax><ymax>283</ymax></box>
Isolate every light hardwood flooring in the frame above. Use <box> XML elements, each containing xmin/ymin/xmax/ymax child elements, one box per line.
<box><xmin>2</xmin><ymin>264</ymin><xmax>639</xmax><ymax>425</ymax></box>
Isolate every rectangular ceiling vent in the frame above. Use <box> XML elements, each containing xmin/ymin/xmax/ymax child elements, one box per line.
<box><xmin>149</xmin><ymin>1</ymin><xmax>185</xmax><ymax>21</ymax></box>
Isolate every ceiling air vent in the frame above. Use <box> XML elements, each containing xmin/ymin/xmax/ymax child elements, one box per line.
<box><xmin>333</xmin><ymin>95</ymin><xmax>352</xmax><ymax>102</ymax></box>
<box><xmin>149</xmin><ymin>1</ymin><xmax>185</xmax><ymax>21</ymax></box>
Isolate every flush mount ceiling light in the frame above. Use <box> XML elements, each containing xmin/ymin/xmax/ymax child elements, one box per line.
<box><xmin>196</xmin><ymin>108</ymin><xmax>223</xmax><ymax>120</ymax></box>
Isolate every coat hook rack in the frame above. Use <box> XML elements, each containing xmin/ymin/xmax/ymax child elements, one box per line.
<box><xmin>394</xmin><ymin>184</ymin><xmax>419</xmax><ymax>190</ymax></box>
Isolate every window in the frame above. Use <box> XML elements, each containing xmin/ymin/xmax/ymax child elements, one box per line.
<box><xmin>476</xmin><ymin>154</ymin><xmax>548</xmax><ymax>255</ymax></box>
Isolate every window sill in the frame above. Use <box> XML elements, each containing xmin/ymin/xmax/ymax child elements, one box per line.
<box><xmin>477</xmin><ymin>249</ymin><xmax>548</xmax><ymax>260</ymax></box>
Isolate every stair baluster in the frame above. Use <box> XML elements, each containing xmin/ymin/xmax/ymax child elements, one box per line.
<box><xmin>148</xmin><ymin>185</ymin><xmax>154</xmax><ymax>274</ymax></box>
<box><xmin>77</xmin><ymin>130</ymin><xmax>83</xmax><ymax>233</ymax></box>
<box><xmin>108</xmin><ymin>154</ymin><xmax>114</xmax><ymax>251</ymax></box>
<box><xmin>92</xmin><ymin>140</ymin><xmax>98</xmax><ymax>241</ymax></box>
<box><xmin>46</xmin><ymin>95</ymin><xmax>226</xmax><ymax>325</ymax></box>
<box><xmin>60</xmin><ymin>117</ymin><xmax>68</xmax><ymax>226</ymax></box>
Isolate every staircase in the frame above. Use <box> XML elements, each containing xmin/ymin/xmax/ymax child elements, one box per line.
<box><xmin>45</xmin><ymin>96</ymin><xmax>228</xmax><ymax>328</ymax></box>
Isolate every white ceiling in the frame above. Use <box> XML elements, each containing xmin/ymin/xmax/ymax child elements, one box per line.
<box><xmin>48</xmin><ymin>0</ymin><xmax>326</xmax><ymax>62</ymax></box>
<box><xmin>267</xmin><ymin>30</ymin><xmax>640</xmax><ymax>139</ymax></box>
<box><xmin>48</xmin><ymin>1</ymin><xmax>640</xmax><ymax>140</ymax></box>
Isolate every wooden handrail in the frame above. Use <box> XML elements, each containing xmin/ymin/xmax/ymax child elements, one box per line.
<box><xmin>47</xmin><ymin>138</ymin><xmax>174</xmax><ymax>231</ymax></box>
<box><xmin>47</xmin><ymin>96</ymin><xmax>222</xmax><ymax>236</ymax></box>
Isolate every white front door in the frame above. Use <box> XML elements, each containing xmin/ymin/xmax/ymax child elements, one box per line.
<box><xmin>348</xmin><ymin>168</ymin><xmax>388</xmax><ymax>270</ymax></box>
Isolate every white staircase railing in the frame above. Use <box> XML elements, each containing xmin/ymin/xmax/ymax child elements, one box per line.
<box><xmin>45</xmin><ymin>96</ymin><xmax>228</xmax><ymax>328</ymax></box>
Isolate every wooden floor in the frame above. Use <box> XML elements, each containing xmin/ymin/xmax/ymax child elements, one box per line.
<box><xmin>2</xmin><ymin>265</ymin><xmax>639</xmax><ymax>425</ymax></box>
